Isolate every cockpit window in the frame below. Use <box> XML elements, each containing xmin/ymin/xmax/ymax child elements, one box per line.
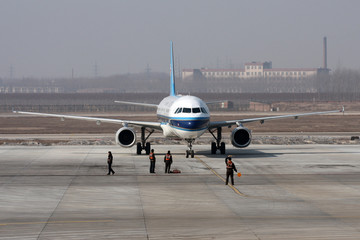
<box><xmin>201</xmin><ymin>107</ymin><xmax>208</xmax><ymax>113</ymax></box>
<box><xmin>174</xmin><ymin>108</ymin><xmax>182</xmax><ymax>114</ymax></box>
<box><xmin>192</xmin><ymin>108</ymin><xmax>201</xmax><ymax>113</ymax></box>
<box><xmin>183</xmin><ymin>108</ymin><xmax>191</xmax><ymax>113</ymax></box>
<box><xmin>176</xmin><ymin>107</ymin><xmax>205</xmax><ymax>114</ymax></box>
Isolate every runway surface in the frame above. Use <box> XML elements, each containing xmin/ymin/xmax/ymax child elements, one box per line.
<box><xmin>1</xmin><ymin>144</ymin><xmax>360</xmax><ymax>239</ymax></box>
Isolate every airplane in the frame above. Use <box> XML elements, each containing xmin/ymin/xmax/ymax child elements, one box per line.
<box><xmin>13</xmin><ymin>41</ymin><xmax>344</xmax><ymax>158</ymax></box>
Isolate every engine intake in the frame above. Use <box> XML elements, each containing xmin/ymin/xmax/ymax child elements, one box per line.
<box><xmin>116</xmin><ymin>127</ymin><xmax>136</xmax><ymax>147</ymax></box>
<box><xmin>231</xmin><ymin>126</ymin><xmax>252</xmax><ymax>148</ymax></box>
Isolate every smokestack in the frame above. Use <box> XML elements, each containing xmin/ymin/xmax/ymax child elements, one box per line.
<box><xmin>323</xmin><ymin>37</ymin><xmax>327</xmax><ymax>69</ymax></box>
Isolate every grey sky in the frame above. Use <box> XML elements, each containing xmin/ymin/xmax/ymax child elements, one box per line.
<box><xmin>0</xmin><ymin>0</ymin><xmax>359</xmax><ymax>78</ymax></box>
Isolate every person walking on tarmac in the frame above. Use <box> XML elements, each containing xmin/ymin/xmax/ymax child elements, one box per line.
<box><xmin>164</xmin><ymin>150</ymin><xmax>173</xmax><ymax>173</ymax></box>
<box><xmin>107</xmin><ymin>151</ymin><xmax>115</xmax><ymax>175</ymax></box>
<box><xmin>149</xmin><ymin>149</ymin><xmax>156</xmax><ymax>173</ymax></box>
<box><xmin>225</xmin><ymin>157</ymin><xmax>237</xmax><ymax>185</ymax></box>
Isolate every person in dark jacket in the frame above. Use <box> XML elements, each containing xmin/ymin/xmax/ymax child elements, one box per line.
<box><xmin>164</xmin><ymin>150</ymin><xmax>173</xmax><ymax>173</ymax></box>
<box><xmin>149</xmin><ymin>149</ymin><xmax>156</xmax><ymax>173</ymax></box>
<box><xmin>225</xmin><ymin>155</ymin><xmax>232</xmax><ymax>164</ymax></box>
<box><xmin>107</xmin><ymin>151</ymin><xmax>115</xmax><ymax>175</ymax></box>
<box><xmin>225</xmin><ymin>157</ymin><xmax>237</xmax><ymax>185</ymax></box>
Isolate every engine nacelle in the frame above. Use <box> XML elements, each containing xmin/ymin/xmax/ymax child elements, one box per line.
<box><xmin>115</xmin><ymin>127</ymin><xmax>136</xmax><ymax>147</ymax></box>
<box><xmin>231</xmin><ymin>126</ymin><xmax>252</xmax><ymax>148</ymax></box>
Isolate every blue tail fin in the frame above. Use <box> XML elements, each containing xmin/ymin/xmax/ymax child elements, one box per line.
<box><xmin>170</xmin><ymin>41</ymin><xmax>176</xmax><ymax>96</ymax></box>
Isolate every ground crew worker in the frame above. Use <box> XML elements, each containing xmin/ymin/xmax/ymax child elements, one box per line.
<box><xmin>225</xmin><ymin>157</ymin><xmax>237</xmax><ymax>185</ymax></box>
<box><xmin>164</xmin><ymin>150</ymin><xmax>173</xmax><ymax>173</ymax></box>
<box><xmin>107</xmin><ymin>151</ymin><xmax>115</xmax><ymax>175</ymax></box>
<box><xmin>225</xmin><ymin>155</ymin><xmax>232</xmax><ymax>164</ymax></box>
<box><xmin>149</xmin><ymin>149</ymin><xmax>156</xmax><ymax>173</ymax></box>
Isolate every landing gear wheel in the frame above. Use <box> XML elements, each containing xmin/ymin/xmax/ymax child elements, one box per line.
<box><xmin>145</xmin><ymin>142</ymin><xmax>151</xmax><ymax>155</ymax></box>
<box><xmin>220</xmin><ymin>142</ymin><xmax>226</xmax><ymax>154</ymax></box>
<box><xmin>136</xmin><ymin>142</ymin><xmax>142</xmax><ymax>155</ymax></box>
<box><xmin>136</xmin><ymin>127</ymin><xmax>154</xmax><ymax>155</ymax></box>
<box><xmin>211</xmin><ymin>142</ymin><xmax>217</xmax><ymax>154</ymax></box>
<box><xmin>209</xmin><ymin>127</ymin><xmax>224</xmax><ymax>155</ymax></box>
<box><xmin>186</xmin><ymin>139</ymin><xmax>195</xmax><ymax>158</ymax></box>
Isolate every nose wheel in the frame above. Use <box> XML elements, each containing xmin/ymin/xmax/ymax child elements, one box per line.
<box><xmin>186</xmin><ymin>149</ymin><xmax>195</xmax><ymax>158</ymax></box>
<box><xmin>186</xmin><ymin>139</ymin><xmax>195</xmax><ymax>158</ymax></box>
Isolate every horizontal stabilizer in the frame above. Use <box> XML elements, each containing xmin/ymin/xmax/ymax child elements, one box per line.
<box><xmin>114</xmin><ymin>100</ymin><xmax>158</xmax><ymax>108</ymax></box>
<box><xmin>206</xmin><ymin>100</ymin><xmax>226</xmax><ymax>105</ymax></box>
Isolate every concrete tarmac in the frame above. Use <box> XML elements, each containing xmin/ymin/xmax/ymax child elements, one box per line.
<box><xmin>1</xmin><ymin>144</ymin><xmax>360</xmax><ymax>239</ymax></box>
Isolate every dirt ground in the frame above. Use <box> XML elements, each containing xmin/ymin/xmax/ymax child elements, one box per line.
<box><xmin>0</xmin><ymin>112</ymin><xmax>357</xmax><ymax>134</ymax></box>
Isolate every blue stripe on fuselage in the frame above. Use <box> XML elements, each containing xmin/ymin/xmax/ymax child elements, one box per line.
<box><xmin>170</xmin><ymin>119</ymin><xmax>209</xmax><ymax>131</ymax></box>
<box><xmin>157</xmin><ymin>114</ymin><xmax>209</xmax><ymax>131</ymax></box>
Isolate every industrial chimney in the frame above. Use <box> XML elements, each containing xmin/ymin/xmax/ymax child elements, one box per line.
<box><xmin>323</xmin><ymin>37</ymin><xmax>327</xmax><ymax>69</ymax></box>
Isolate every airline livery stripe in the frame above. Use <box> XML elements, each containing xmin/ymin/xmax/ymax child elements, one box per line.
<box><xmin>157</xmin><ymin>114</ymin><xmax>209</xmax><ymax>121</ymax></box>
<box><xmin>170</xmin><ymin>125</ymin><xmax>208</xmax><ymax>132</ymax></box>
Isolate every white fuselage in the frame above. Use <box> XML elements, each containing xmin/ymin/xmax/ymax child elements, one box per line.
<box><xmin>156</xmin><ymin>95</ymin><xmax>210</xmax><ymax>139</ymax></box>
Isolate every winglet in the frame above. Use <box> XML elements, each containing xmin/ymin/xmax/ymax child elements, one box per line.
<box><xmin>170</xmin><ymin>41</ymin><xmax>176</xmax><ymax>96</ymax></box>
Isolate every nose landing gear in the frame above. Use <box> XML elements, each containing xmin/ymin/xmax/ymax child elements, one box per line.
<box><xmin>185</xmin><ymin>139</ymin><xmax>195</xmax><ymax>158</ymax></box>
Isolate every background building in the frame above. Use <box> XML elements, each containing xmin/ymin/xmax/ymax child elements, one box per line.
<box><xmin>182</xmin><ymin>61</ymin><xmax>322</xmax><ymax>80</ymax></box>
<box><xmin>181</xmin><ymin>37</ymin><xmax>330</xmax><ymax>93</ymax></box>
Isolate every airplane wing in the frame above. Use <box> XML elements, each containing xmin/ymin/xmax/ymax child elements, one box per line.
<box><xmin>12</xmin><ymin>110</ymin><xmax>162</xmax><ymax>130</ymax></box>
<box><xmin>209</xmin><ymin>108</ymin><xmax>344</xmax><ymax>129</ymax></box>
<box><xmin>114</xmin><ymin>100</ymin><xmax>158</xmax><ymax>108</ymax></box>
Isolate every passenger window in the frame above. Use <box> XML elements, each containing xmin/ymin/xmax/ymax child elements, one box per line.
<box><xmin>183</xmin><ymin>108</ymin><xmax>191</xmax><ymax>113</ymax></box>
<box><xmin>192</xmin><ymin>108</ymin><xmax>201</xmax><ymax>113</ymax></box>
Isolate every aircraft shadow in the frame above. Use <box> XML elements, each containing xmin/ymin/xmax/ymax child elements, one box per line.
<box><xmin>195</xmin><ymin>149</ymin><xmax>278</xmax><ymax>159</ymax></box>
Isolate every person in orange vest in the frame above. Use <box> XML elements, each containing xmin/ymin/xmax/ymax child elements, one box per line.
<box><xmin>164</xmin><ymin>150</ymin><xmax>173</xmax><ymax>173</ymax></box>
<box><xmin>225</xmin><ymin>157</ymin><xmax>237</xmax><ymax>185</ymax></box>
<box><xmin>149</xmin><ymin>149</ymin><xmax>156</xmax><ymax>173</ymax></box>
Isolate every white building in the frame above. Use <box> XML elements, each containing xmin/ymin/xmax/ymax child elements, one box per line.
<box><xmin>182</xmin><ymin>61</ymin><xmax>321</xmax><ymax>80</ymax></box>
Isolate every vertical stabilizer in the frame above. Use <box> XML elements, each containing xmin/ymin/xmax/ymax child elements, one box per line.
<box><xmin>170</xmin><ymin>41</ymin><xmax>176</xmax><ymax>96</ymax></box>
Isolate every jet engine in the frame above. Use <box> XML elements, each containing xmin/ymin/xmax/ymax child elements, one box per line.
<box><xmin>230</xmin><ymin>126</ymin><xmax>252</xmax><ymax>148</ymax></box>
<box><xmin>115</xmin><ymin>127</ymin><xmax>136</xmax><ymax>147</ymax></box>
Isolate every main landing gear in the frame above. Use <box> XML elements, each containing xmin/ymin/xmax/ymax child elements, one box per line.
<box><xmin>136</xmin><ymin>127</ymin><xmax>154</xmax><ymax>155</ymax></box>
<box><xmin>209</xmin><ymin>127</ymin><xmax>226</xmax><ymax>154</ymax></box>
<box><xmin>185</xmin><ymin>139</ymin><xmax>195</xmax><ymax>158</ymax></box>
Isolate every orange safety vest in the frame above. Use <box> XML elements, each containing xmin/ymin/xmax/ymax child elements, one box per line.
<box><xmin>226</xmin><ymin>163</ymin><xmax>233</xmax><ymax>169</ymax></box>
<box><xmin>165</xmin><ymin>154</ymin><xmax>171</xmax><ymax>161</ymax></box>
<box><xmin>149</xmin><ymin>153</ymin><xmax>155</xmax><ymax>160</ymax></box>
